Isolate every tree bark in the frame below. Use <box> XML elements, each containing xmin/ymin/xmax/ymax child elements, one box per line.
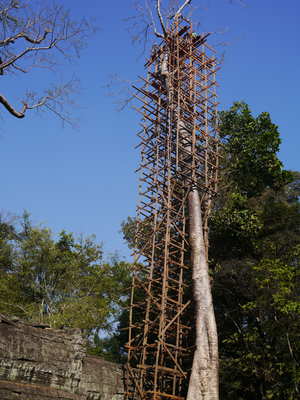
<box><xmin>187</xmin><ymin>188</ymin><xmax>219</xmax><ymax>400</ymax></box>
<box><xmin>0</xmin><ymin>94</ymin><xmax>26</xmax><ymax>118</ymax></box>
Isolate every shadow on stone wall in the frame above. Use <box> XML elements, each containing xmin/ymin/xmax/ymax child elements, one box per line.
<box><xmin>0</xmin><ymin>314</ymin><xmax>124</xmax><ymax>400</ymax></box>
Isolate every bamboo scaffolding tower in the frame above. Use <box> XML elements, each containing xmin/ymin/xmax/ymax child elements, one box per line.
<box><xmin>125</xmin><ymin>16</ymin><xmax>220</xmax><ymax>400</ymax></box>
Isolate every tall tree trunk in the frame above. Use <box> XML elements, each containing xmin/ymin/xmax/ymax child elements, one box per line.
<box><xmin>187</xmin><ymin>188</ymin><xmax>219</xmax><ymax>400</ymax></box>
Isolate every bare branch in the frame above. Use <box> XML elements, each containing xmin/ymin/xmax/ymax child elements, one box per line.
<box><xmin>0</xmin><ymin>93</ymin><xmax>26</xmax><ymax>118</ymax></box>
<box><xmin>0</xmin><ymin>79</ymin><xmax>79</xmax><ymax>126</ymax></box>
<box><xmin>11</xmin><ymin>63</ymin><xmax>27</xmax><ymax>73</ymax></box>
<box><xmin>147</xmin><ymin>1</ymin><xmax>164</xmax><ymax>39</ymax></box>
<box><xmin>172</xmin><ymin>0</ymin><xmax>192</xmax><ymax>19</ymax></box>
<box><xmin>0</xmin><ymin>91</ymin><xmax>57</xmax><ymax>119</ymax></box>
<box><xmin>0</xmin><ymin>2</ymin><xmax>92</xmax><ymax>74</ymax></box>
<box><xmin>156</xmin><ymin>0</ymin><xmax>167</xmax><ymax>37</ymax></box>
<box><xmin>0</xmin><ymin>28</ymin><xmax>51</xmax><ymax>46</ymax></box>
<box><xmin>0</xmin><ymin>1</ymin><xmax>21</xmax><ymax>24</ymax></box>
<box><xmin>102</xmin><ymin>73</ymin><xmax>137</xmax><ymax>111</ymax></box>
<box><xmin>0</xmin><ymin>40</ymin><xmax>58</xmax><ymax>71</ymax></box>
<box><xmin>0</xmin><ymin>1</ymin><xmax>93</xmax><ymax>124</ymax></box>
<box><xmin>23</xmin><ymin>80</ymin><xmax>80</xmax><ymax>127</ymax></box>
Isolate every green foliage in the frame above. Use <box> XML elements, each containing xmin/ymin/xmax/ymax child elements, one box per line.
<box><xmin>87</xmin><ymin>304</ymin><xmax>130</xmax><ymax>363</ymax></box>
<box><xmin>121</xmin><ymin>216</ymin><xmax>136</xmax><ymax>249</ymax></box>
<box><xmin>120</xmin><ymin>102</ymin><xmax>300</xmax><ymax>398</ymax></box>
<box><xmin>214</xmin><ymin>244</ymin><xmax>300</xmax><ymax>400</ymax></box>
<box><xmin>212</xmin><ymin>102</ymin><xmax>300</xmax><ymax>399</ymax></box>
<box><xmin>87</xmin><ymin>334</ymin><xmax>124</xmax><ymax>363</ymax></box>
<box><xmin>210</xmin><ymin>191</ymin><xmax>262</xmax><ymax>259</ymax></box>
<box><xmin>219</xmin><ymin>102</ymin><xmax>293</xmax><ymax>197</ymax></box>
<box><xmin>0</xmin><ymin>213</ymin><xmax>131</xmax><ymax>333</ymax></box>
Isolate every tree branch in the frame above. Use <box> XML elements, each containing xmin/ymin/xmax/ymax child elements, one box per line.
<box><xmin>12</xmin><ymin>63</ymin><xmax>28</xmax><ymax>73</ymax></box>
<box><xmin>0</xmin><ymin>93</ymin><xmax>26</xmax><ymax>118</ymax></box>
<box><xmin>146</xmin><ymin>1</ymin><xmax>164</xmax><ymax>39</ymax></box>
<box><xmin>286</xmin><ymin>332</ymin><xmax>299</xmax><ymax>365</ymax></box>
<box><xmin>172</xmin><ymin>0</ymin><xmax>192</xmax><ymax>19</ymax></box>
<box><xmin>0</xmin><ymin>1</ymin><xmax>21</xmax><ymax>25</ymax></box>
<box><xmin>25</xmin><ymin>95</ymin><xmax>52</xmax><ymax>111</ymax></box>
<box><xmin>156</xmin><ymin>0</ymin><xmax>167</xmax><ymax>37</ymax></box>
<box><xmin>0</xmin><ymin>40</ymin><xmax>58</xmax><ymax>71</ymax></box>
<box><xmin>0</xmin><ymin>28</ymin><xmax>51</xmax><ymax>47</ymax></box>
<box><xmin>0</xmin><ymin>2</ymin><xmax>92</xmax><ymax>123</ymax></box>
<box><xmin>0</xmin><ymin>79</ymin><xmax>78</xmax><ymax>126</ymax></box>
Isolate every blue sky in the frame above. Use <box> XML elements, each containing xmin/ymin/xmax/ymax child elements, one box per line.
<box><xmin>1</xmin><ymin>0</ymin><xmax>299</xmax><ymax>259</ymax></box>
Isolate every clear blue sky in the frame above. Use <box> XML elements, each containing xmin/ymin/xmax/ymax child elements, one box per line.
<box><xmin>1</xmin><ymin>0</ymin><xmax>299</xmax><ymax>259</ymax></box>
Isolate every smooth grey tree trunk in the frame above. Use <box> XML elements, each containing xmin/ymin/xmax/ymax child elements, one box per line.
<box><xmin>186</xmin><ymin>188</ymin><xmax>219</xmax><ymax>400</ymax></box>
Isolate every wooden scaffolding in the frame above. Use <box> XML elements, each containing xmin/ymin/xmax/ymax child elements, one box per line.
<box><xmin>125</xmin><ymin>16</ymin><xmax>220</xmax><ymax>400</ymax></box>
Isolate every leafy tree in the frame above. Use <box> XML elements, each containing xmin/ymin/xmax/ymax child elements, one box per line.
<box><xmin>119</xmin><ymin>102</ymin><xmax>300</xmax><ymax>398</ymax></box>
<box><xmin>210</xmin><ymin>102</ymin><xmax>300</xmax><ymax>399</ymax></box>
<box><xmin>218</xmin><ymin>101</ymin><xmax>292</xmax><ymax>198</ymax></box>
<box><xmin>212</xmin><ymin>179</ymin><xmax>300</xmax><ymax>399</ymax></box>
<box><xmin>0</xmin><ymin>213</ymin><xmax>130</xmax><ymax>334</ymax></box>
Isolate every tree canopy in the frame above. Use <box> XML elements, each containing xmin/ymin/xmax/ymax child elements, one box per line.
<box><xmin>209</xmin><ymin>102</ymin><xmax>300</xmax><ymax>399</ymax></box>
<box><xmin>0</xmin><ymin>212</ymin><xmax>130</xmax><ymax>333</ymax></box>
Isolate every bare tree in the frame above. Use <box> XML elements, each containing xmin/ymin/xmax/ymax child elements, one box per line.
<box><xmin>125</xmin><ymin>1</ymin><xmax>193</xmax><ymax>51</ymax></box>
<box><xmin>0</xmin><ymin>0</ymin><xmax>92</xmax><ymax>125</ymax></box>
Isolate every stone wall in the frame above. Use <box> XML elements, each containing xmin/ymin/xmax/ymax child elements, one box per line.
<box><xmin>0</xmin><ymin>314</ymin><xmax>124</xmax><ymax>400</ymax></box>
